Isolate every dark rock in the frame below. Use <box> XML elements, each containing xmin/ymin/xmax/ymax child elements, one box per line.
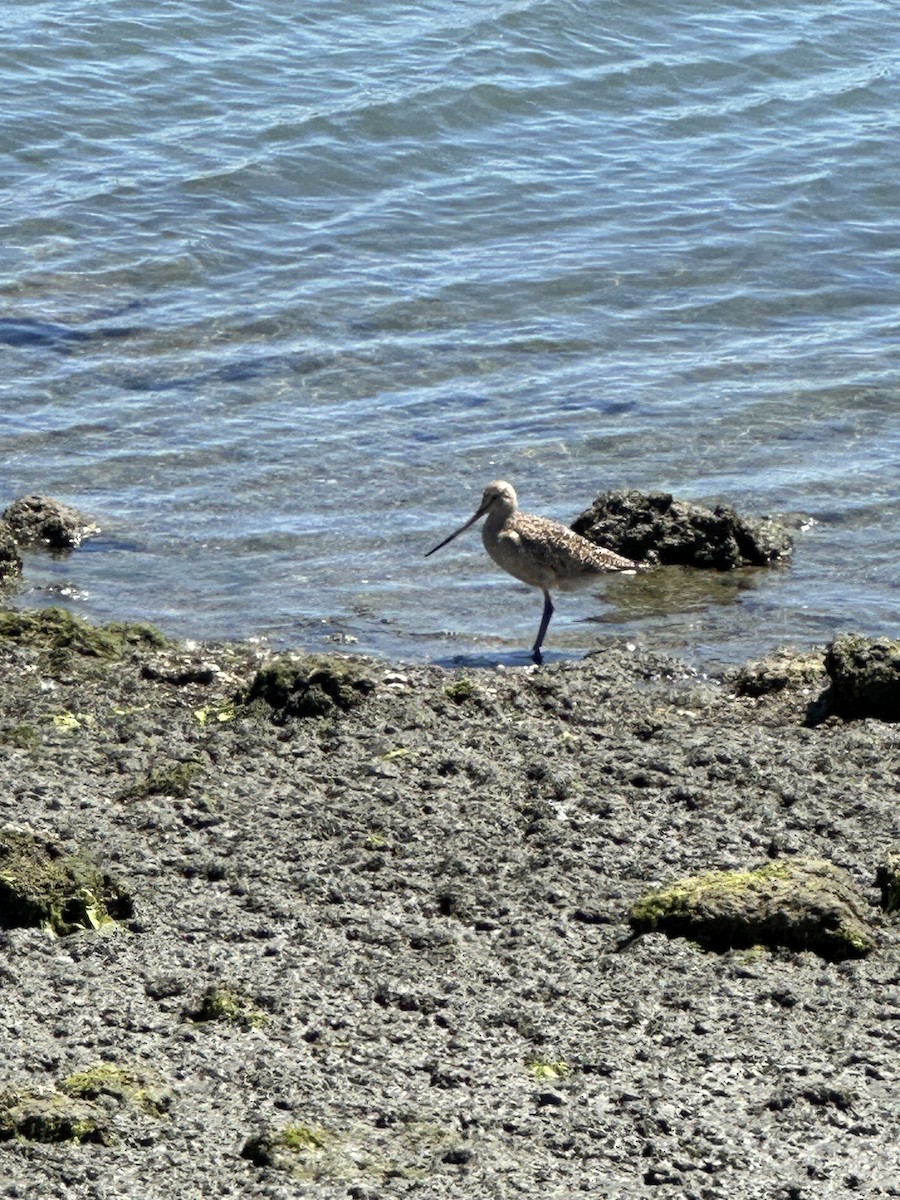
<box><xmin>3</xmin><ymin>494</ymin><xmax>97</xmax><ymax>551</ymax></box>
<box><xmin>629</xmin><ymin>858</ymin><xmax>875</xmax><ymax>961</ymax></box>
<box><xmin>571</xmin><ymin>489</ymin><xmax>794</xmax><ymax>569</ymax></box>
<box><xmin>732</xmin><ymin>648</ymin><xmax>825</xmax><ymax>697</ymax></box>
<box><xmin>824</xmin><ymin>634</ymin><xmax>900</xmax><ymax>721</ymax></box>
<box><xmin>0</xmin><ymin>827</ymin><xmax>133</xmax><ymax>935</ymax></box>
<box><xmin>876</xmin><ymin>850</ymin><xmax>900</xmax><ymax>914</ymax></box>
<box><xmin>442</xmin><ymin>1145</ymin><xmax>475</xmax><ymax>1164</ymax></box>
<box><xmin>0</xmin><ymin>521</ymin><xmax>22</xmax><ymax>581</ymax></box>
<box><xmin>141</xmin><ymin>660</ymin><xmax>218</xmax><ymax>686</ymax></box>
<box><xmin>246</xmin><ymin>653</ymin><xmax>378</xmax><ymax>719</ymax></box>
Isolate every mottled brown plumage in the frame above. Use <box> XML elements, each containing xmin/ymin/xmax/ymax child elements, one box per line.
<box><xmin>426</xmin><ymin>480</ymin><xmax>637</xmax><ymax>663</ymax></box>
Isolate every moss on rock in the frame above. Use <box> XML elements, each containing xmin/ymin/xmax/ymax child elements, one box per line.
<box><xmin>630</xmin><ymin>858</ymin><xmax>875</xmax><ymax>961</ymax></box>
<box><xmin>61</xmin><ymin>1063</ymin><xmax>170</xmax><ymax>1118</ymax></box>
<box><xmin>186</xmin><ymin>984</ymin><xmax>267</xmax><ymax>1029</ymax></box>
<box><xmin>118</xmin><ymin>760</ymin><xmax>203</xmax><ymax>802</ymax></box>
<box><xmin>876</xmin><ymin>850</ymin><xmax>900</xmax><ymax>915</ymax></box>
<box><xmin>732</xmin><ymin>648</ymin><xmax>825</xmax><ymax>698</ymax></box>
<box><xmin>0</xmin><ymin>1089</ymin><xmax>111</xmax><ymax>1145</ymax></box>
<box><xmin>0</xmin><ymin>606</ymin><xmax>169</xmax><ymax>666</ymax></box>
<box><xmin>0</xmin><ymin>828</ymin><xmax>133</xmax><ymax>936</ymax></box>
<box><xmin>245</xmin><ymin>653</ymin><xmax>377</xmax><ymax>719</ymax></box>
<box><xmin>241</xmin><ymin>1123</ymin><xmax>334</xmax><ymax>1172</ymax></box>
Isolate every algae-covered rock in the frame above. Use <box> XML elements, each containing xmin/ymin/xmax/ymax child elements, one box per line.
<box><xmin>732</xmin><ymin>648</ymin><xmax>825</xmax><ymax>697</ymax></box>
<box><xmin>246</xmin><ymin>653</ymin><xmax>377</xmax><ymax>719</ymax></box>
<box><xmin>0</xmin><ymin>606</ymin><xmax>168</xmax><ymax>664</ymax></box>
<box><xmin>0</xmin><ymin>521</ymin><xmax>22</xmax><ymax>582</ymax></box>
<box><xmin>2</xmin><ymin>494</ymin><xmax>97</xmax><ymax>551</ymax></box>
<box><xmin>185</xmin><ymin>984</ymin><xmax>267</xmax><ymax>1029</ymax></box>
<box><xmin>876</xmin><ymin>850</ymin><xmax>900</xmax><ymax>915</ymax></box>
<box><xmin>629</xmin><ymin>859</ymin><xmax>875</xmax><ymax>961</ymax></box>
<box><xmin>0</xmin><ymin>1088</ymin><xmax>110</xmax><ymax>1145</ymax></box>
<box><xmin>241</xmin><ymin>1123</ymin><xmax>333</xmax><ymax>1172</ymax></box>
<box><xmin>572</xmin><ymin>489</ymin><xmax>793</xmax><ymax>569</ymax></box>
<box><xmin>62</xmin><ymin>1063</ymin><xmax>170</xmax><ymax>1118</ymax></box>
<box><xmin>119</xmin><ymin>759</ymin><xmax>203</xmax><ymax>802</ymax></box>
<box><xmin>824</xmin><ymin>634</ymin><xmax>900</xmax><ymax>722</ymax></box>
<box><xmin>0</xmin><ymin>828</ymin><xmax>133</xmax><ymax>935</ymax></box>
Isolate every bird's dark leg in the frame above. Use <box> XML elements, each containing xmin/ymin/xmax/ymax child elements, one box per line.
<box><xmin>532</xmin><ymin>589</ymin><xmax>554</xmax><ymax>665</ymax></box>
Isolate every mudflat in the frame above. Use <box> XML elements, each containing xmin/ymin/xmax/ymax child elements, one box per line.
<box><xmin>0</xmin><ymin>609</ymin><xmax>898</xmax><ymax>1198</ymax></box>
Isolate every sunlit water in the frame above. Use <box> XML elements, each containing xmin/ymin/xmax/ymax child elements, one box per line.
<box><xmin>2</xmin><ymin>0</ymin><xmax>897</xmax><ymax>668</ymax></box>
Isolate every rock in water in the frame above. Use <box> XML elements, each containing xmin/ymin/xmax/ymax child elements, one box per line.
<box><xmin>572</xmin><ymin>489</ymin><xmax>793</xmax><ymax>569</ymax></box>
<box><xmin>2</xmin><ymin>494</ymin><xmax>97</xmax><ymax>551</ymax></box>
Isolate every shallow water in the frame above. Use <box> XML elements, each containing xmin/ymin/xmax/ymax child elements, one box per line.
<box><xmin>2</xmin><ymin>0</ymin><xmax>898</xmax><ymax>665</ymax></box>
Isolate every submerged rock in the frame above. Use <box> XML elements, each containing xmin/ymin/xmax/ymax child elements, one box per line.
<box><xmin>572</xmin><ymin>489</ymin><xmax>794</xmax><ymax>569</ymax></box>
<box><xmin>824</xmin><ymin>634</ymin><xmax>900</xmax><ymax>722</ymax></box>
<box><xmin>0</xmin><ymin>827</ymin><xmax>133</xmax><ymax>936</ymax></box>
<box><xmin>629</xmin><ymin>858</ymin><xmax>875</xmax><ymax>961</ymax></box>
<box><xmin>246</xmin><ymin>653</ymin><xmax>378</xmax><ymax>719</ymax></box>
<box><xmin>3</xmin><ymin>494</ymin><xmax>97</xmax><ymax>551</ymax></box>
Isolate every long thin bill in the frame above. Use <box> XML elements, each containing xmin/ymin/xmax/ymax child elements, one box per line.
<box><xmin>424</xmin><ymin>506</ymin><xmax>485</xmax><ymax>557</ymax></box>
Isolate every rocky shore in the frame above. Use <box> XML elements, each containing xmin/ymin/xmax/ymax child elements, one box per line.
<box><xmin>0</xmin><ymin>608</ymin><xmax>898</xmax><ymax>1199</ymax></box>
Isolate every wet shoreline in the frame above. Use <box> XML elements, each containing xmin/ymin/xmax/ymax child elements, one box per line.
<box><xmin>0</xmin><ymin>609</ymin><xmax>898</xmax><ymax>1197</ymax></box>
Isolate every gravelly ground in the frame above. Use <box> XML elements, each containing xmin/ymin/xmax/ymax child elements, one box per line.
<box><xmin>0</xmin><ymin>620</ymin><xmax>898</xmax><ymax>1200</ymax></box>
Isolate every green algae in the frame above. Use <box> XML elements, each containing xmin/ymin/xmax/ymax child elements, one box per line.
<box><xmin>0</xmin><ymin>606</ymin><xmax>168</xmax><ymax>674</ymax></box>
<box><xmin>186</xmin><ymin>984</ymin><xmax>267</xmax><ymax>1029</ymax></box>
<box><xmin>630</xmin><ymin>862</ymin><xmax>793</xmax><ymax>927</ymax></box>
<box><xmin>0</xmin><ymin>723</ymin><xmax>39</xmax><ymax>750</ymax></box>
<box><xmin>242</xmin><ymin>1123</ymin><xmax>334</xmax><ymax>1171</ymax></box>
<box><xmin>118</xmin><ymin>759</ymin><xmax>203</xmax><ymax>802</ymax></box>
<box><xmin>526</xmin><ymin>1059</ymin><xmax>570</xmax><ymax>1081</ymax></box>
<box><xmin>630</xmin><ymin>859</ymin><xmax>875</xmax><ymax>961</ymax></box>
<box><xmin>0</xmin><ymin>828</ymin><xmax>133</xmax><ymax>936</ymax></box>
<box><xmin>62</xmin><ymin>1063</ymin><xmax>169</xmax><ymax>1118</ymax></box>
<box><xmin>443</xmin><ymin>677</ymin><xmax>477</xmax><ymax>704</ymax></box>
<box><xmin>0</xmin><ymin>1089</ymin><xmax>111</xmax><ymax>1145</ymax></box>
<box><xmin>240</xmin><ymin>1117</ymin><xmax>458</xmax><ymax>1182</ymax></box>
<box><xmin>245</xmin><ymin>653</ymin><xmax>377</xmax><ymax>719</ymax></box>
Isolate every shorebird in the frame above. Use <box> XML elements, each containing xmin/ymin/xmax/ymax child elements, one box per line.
<box><xmin>425</xmin><ymin>480</ymin><xmax>637</xmax><ymax>664</ymax></box>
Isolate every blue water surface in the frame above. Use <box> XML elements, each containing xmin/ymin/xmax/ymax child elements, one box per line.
<box><xmin>1</xmin><ymin>0</ymin><xmax>897</xmax><ymax>664</ymax></box>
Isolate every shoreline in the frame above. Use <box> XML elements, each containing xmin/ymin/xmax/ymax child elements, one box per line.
<box><xmin>1</xmin><ymin>607</ymin><xmax>898</xmax><ymax>1196</ymax></box>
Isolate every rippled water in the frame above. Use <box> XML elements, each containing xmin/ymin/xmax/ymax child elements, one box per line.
<box><xmin>2</xmin><ymin>0</ymin><xmax>897</xmax><ymax>666</ymax></box>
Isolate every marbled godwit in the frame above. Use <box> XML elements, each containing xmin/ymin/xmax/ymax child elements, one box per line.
<box><xmin>426</xmin><ymin>480</ymin><xmax>637</xmax><ymax>664</ymax></box>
